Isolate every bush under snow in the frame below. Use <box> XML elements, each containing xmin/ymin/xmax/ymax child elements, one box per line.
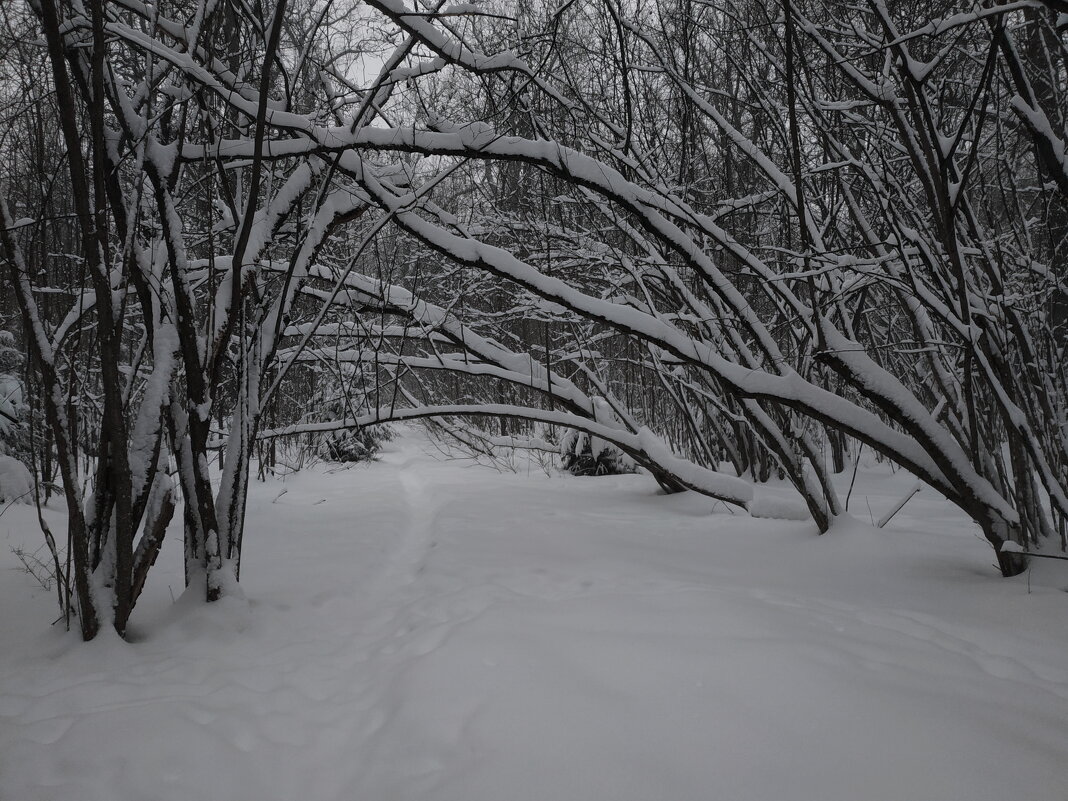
<box><xmin>559</xmin><ymin>429</ymin><xmax>634</xmax><ymax>477</ymax></box>
<box><xmin>323</xmin><ymin>424</ymin><xmax>396</xmax><ymax>463</ymax></box>
<box><xmin>0</xmin><ymin>455</ymin><xmax>33</xmax><ymax>504</ymax></box>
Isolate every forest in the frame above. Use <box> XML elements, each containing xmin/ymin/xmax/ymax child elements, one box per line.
<box><xmin>1</xmin><ymin>1</ymin><xmax>1067</xmax><ymax>798</ymax></box>
<box><xmin>4</xmin><ymin>0</ymin><xmax>1067</xmax><ymax>638</ymax></box>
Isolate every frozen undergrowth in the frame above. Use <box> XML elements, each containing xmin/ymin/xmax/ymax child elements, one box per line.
<box><xmin>0</xmin><ymin>455</ymin><xmax>32</xmax><ymax>504</ymax></box>
<box><xmin>1</xmin><ymin>431</ymin><xmax>1066</xmax><ymax>801</ymax></box>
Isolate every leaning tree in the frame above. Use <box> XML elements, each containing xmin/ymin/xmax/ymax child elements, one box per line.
<box><xmin>2</xmin><ymin>0</ymin><xmax>1066</xmax><ymax>641</ymax></box>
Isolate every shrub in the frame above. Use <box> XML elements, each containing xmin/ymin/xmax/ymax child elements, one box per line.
<box><xmin>559</xmin><ymin>429</ymin><xmax>634</xmax><ymax>477</ymax></box>
<box><xmin>323</xmin><ymin>424</ymin><xmax>396</xmax><ymax>463</ymax></box>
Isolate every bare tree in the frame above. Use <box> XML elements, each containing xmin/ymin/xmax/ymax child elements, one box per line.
<box><xmin>3</xmin><ymin>0</ymin><xmax>1066</xmax><ymax>645</ymax></box>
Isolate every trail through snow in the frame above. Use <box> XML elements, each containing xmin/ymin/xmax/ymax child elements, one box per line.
<box><xmin>1</xmin><ymin>431</ymin><xmax>1067</xmax><ymax>800</ymax></box>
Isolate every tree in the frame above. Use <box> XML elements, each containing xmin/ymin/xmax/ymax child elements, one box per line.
<box><xmin>3</xmin><ymin>0</ymin><xmax>1066</xmax><ymax>646</ymax></box>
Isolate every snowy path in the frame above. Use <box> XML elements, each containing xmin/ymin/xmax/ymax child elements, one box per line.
<box><xmin>1</xmin><ymin>432</ymin><xmax>1067</xmax><ymax>800</ymax></box>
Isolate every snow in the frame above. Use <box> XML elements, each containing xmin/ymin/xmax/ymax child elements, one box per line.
<box><xmin>748</xmin><ymin>493</ymin><xmax>811</xmax><ymax>521</ymax></box>
<box><xmin>1</xmin><ymin>430</ymin><xmax>1067</xmax><ymax>801</ymax></box>
<box><xmin>0</xmin><ymin>455</ymin><xmax>33</xmax><ymax>504</ymax></box>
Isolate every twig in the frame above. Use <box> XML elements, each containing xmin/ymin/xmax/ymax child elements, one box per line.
<box><xmin>877</xmin><ymin>482</ymin><xmax>922</xmax><ymax>528</ymax></box>
<box><xmin>0</xmin><ymin>488</ymin><xmax>33</xmax><ymax>521</ymax></box>
<box><xmin>1013</xmin><ymin>551</ymin><xmax>1068</xmax><ymax>562</ymax></box>
<box><xmin>845</xmin><ymin>443</ymin><xmax>863</xmax><ymax>511</ymax></box>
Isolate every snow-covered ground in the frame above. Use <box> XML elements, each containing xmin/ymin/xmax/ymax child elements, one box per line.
<box><xmin>1</xmin><ymin>431</ymin><xmax>1067</xmax><ymax>800</ymax></box>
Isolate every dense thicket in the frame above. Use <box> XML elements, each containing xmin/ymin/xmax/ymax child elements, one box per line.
<box><xmin>1</xmin><ymin>0</ymin><xmax>1065</xmax><ymax>639</ymax></box>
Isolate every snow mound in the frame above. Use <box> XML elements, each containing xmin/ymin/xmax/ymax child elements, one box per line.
<box><xmin>0</xmin><ymin>455</ymin><xmax>32</xmax><ymax>504</ymax></box>
<box><xmin>749</xmin><ymin>494</ymin><xmax>811</xmax><ymax>520</ymax></box>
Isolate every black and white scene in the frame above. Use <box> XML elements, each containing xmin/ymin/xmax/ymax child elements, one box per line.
<box><xmin>1</xmin><ymin>0</ymin><xmax>1067</xmax><ymax>798</ymax></box>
